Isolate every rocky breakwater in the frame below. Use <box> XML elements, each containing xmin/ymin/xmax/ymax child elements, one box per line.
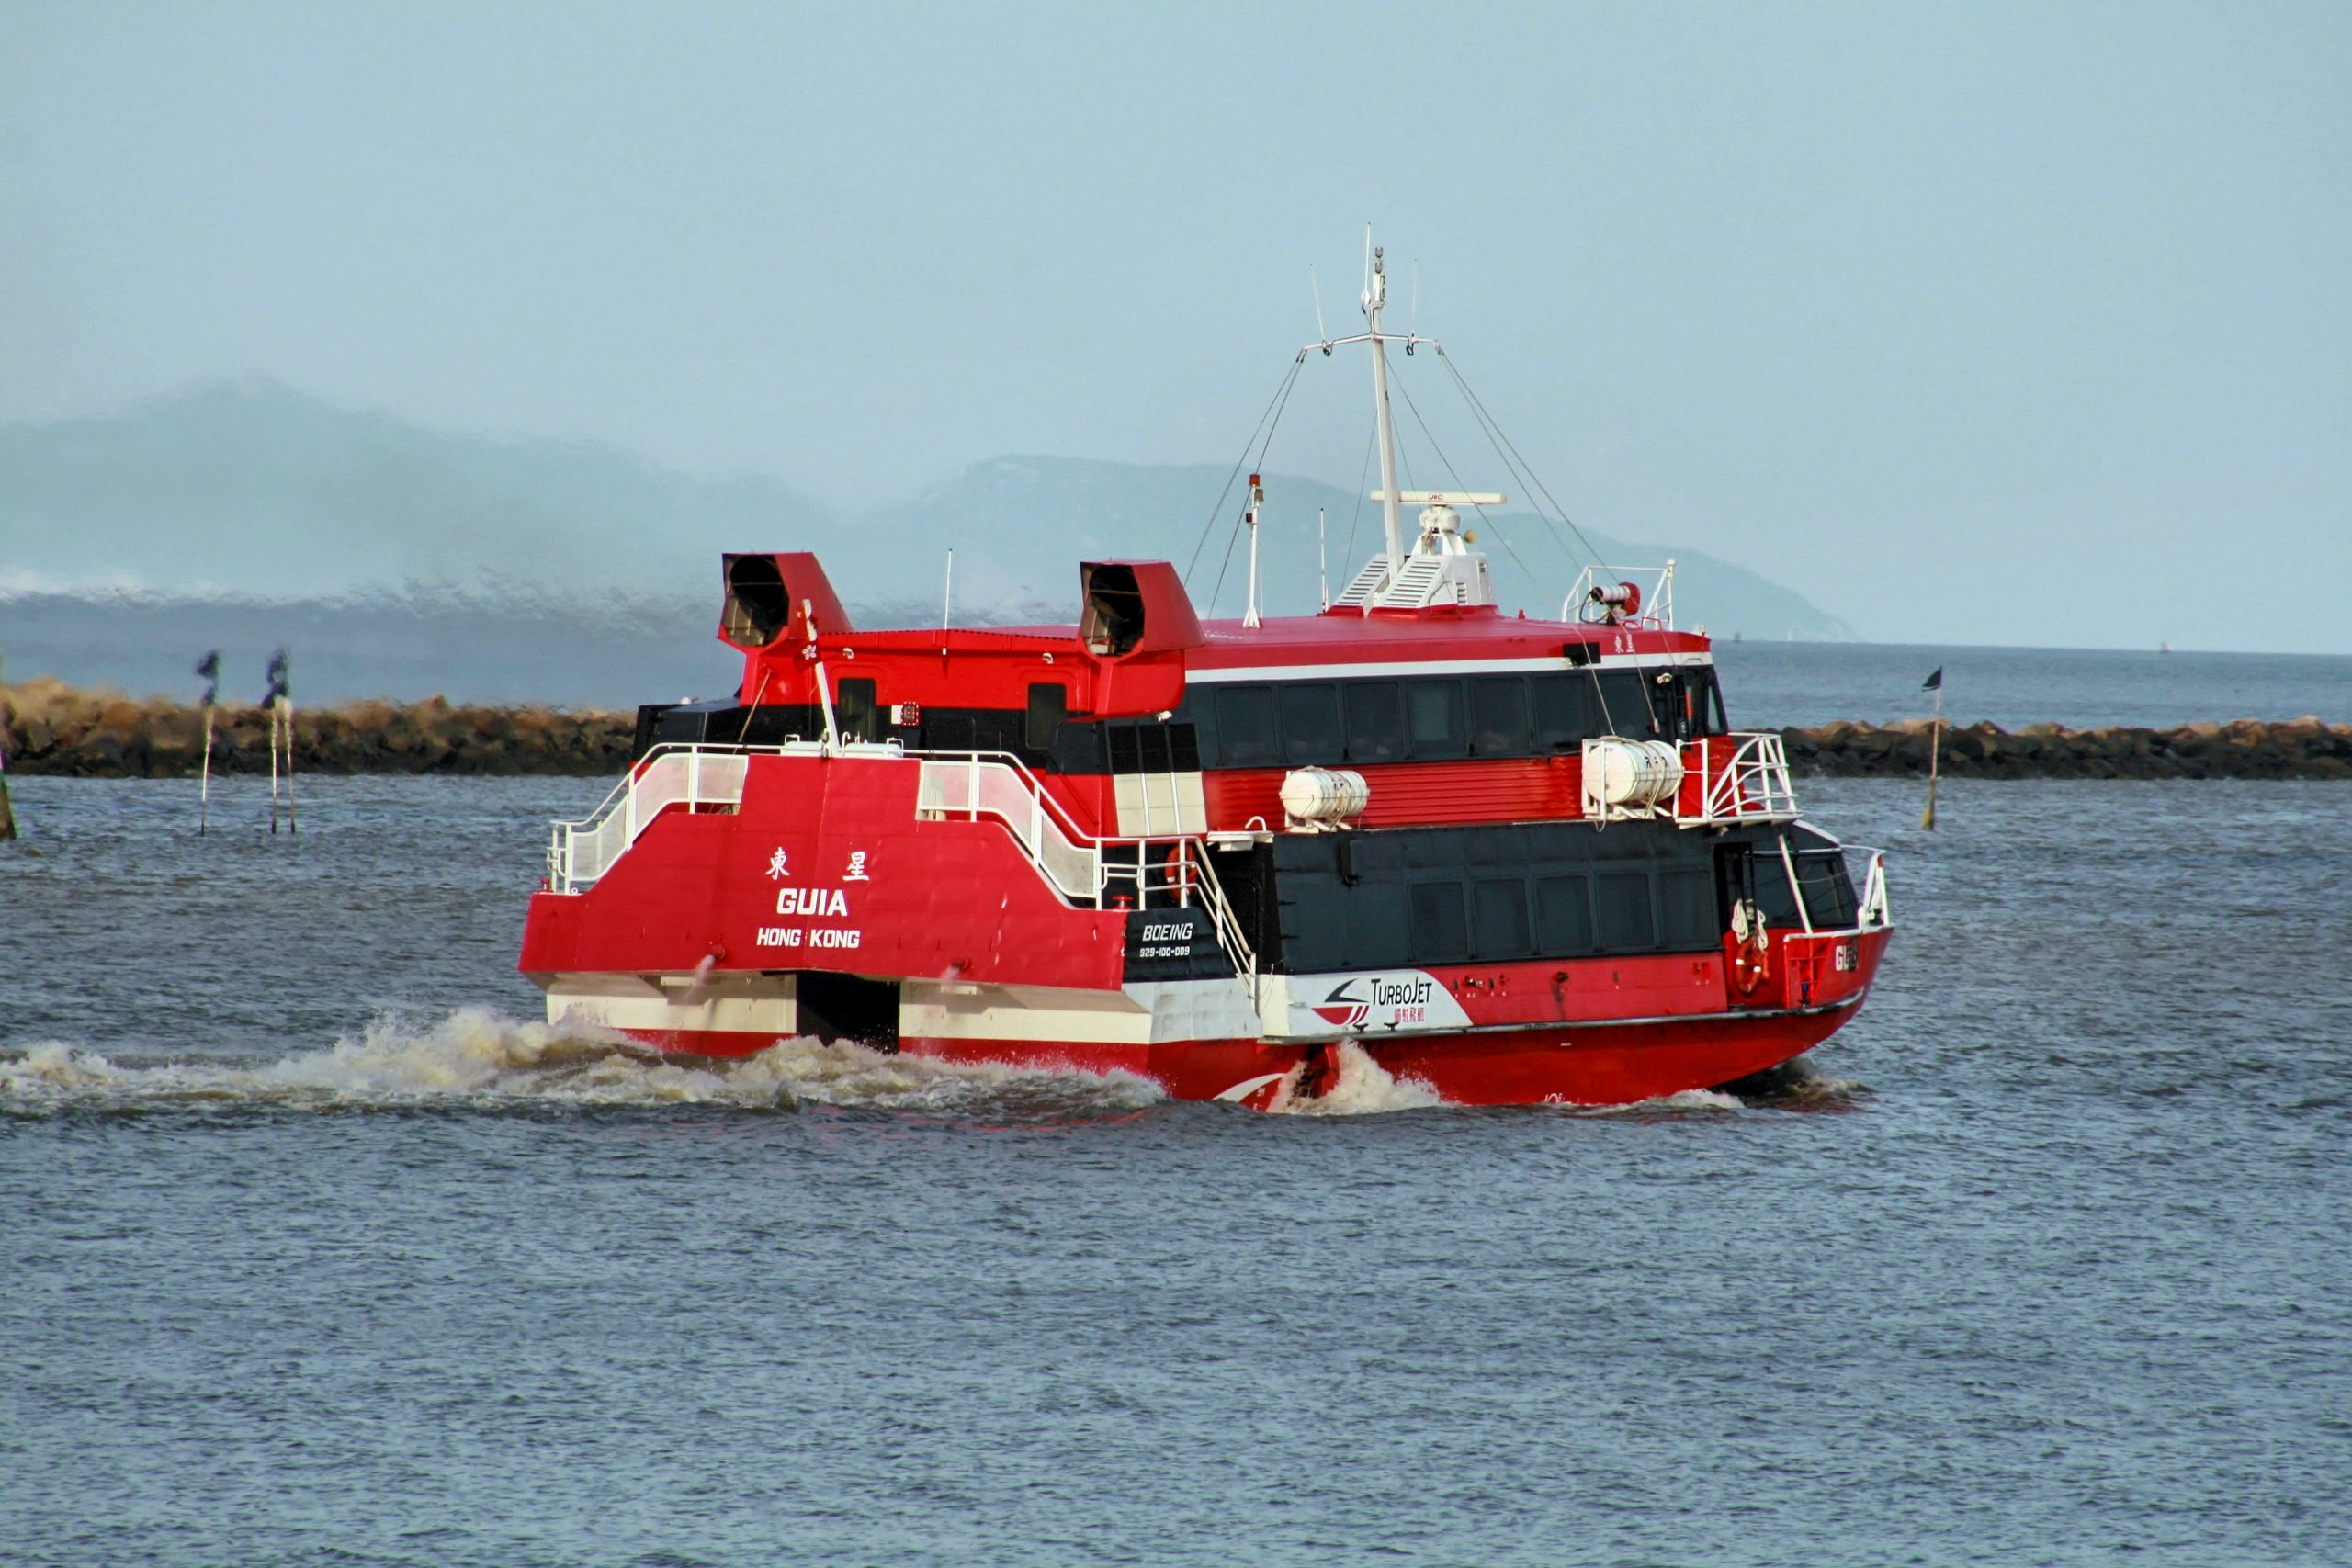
<box><xmin>2</xmin><ymin>678</ymin><xmax>633</xmax><ymax>777</ymax></box>
<box><xmin>1782</xmin><ymin>716</ymin><xmax>2352</xmax><ymax>780</ymax></box>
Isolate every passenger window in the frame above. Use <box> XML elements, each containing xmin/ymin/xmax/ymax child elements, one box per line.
<box><xmin>1343</xmin><ymin>882</ymin><xmax>1409</xmax><ymax>968</ymax></box>
<box><xmin>1596</xmin><ymin>870</ymin><xmax>1657</xmax><ymax>952</ymax></box>
<box><xmin>1535</xmin><ymin>874</ymin><xmax>1593</xmax><ymax>953</ymax></box>
<box><xmin>1216</xmin><ymin>685</ymin><xmax>1280</xmax><ymax>767</ymax></box>
<box><xmin>1410</xmin><ymin>881</ymin><xmax>1469</xmax><ymax>961</ymax></box>
<box><xmin>1593</xmin><ymin>671</ymin><xmax>1657</xmax><ymax>738</ymax></box>
<box><xmin>835</xmin><ymin>677</ymin><xmax>880</xmax><ymax>744</ymax></box>
<box><xmin>1280</xmin><ymin>683</ymin><xmax>1342</xmax><ymax>765</ymax></box>
<box><xmin>1024</xmin><ymin>683</ymin><xmax>1068</xmax><ymax>752</ymax></box>
<box><xmin>1657</xmin><ymin>867</ymin><xmax>1715</xmax><ymax>950</ymax></box>
<box><xmin>1469</xmin><ymin>677</ymin><xmax>1529</xmax><ymax>756</ymax></box>
<box><xmin>1407</xmin><ymin>681</ymin><xmax>1467</xmax><ymax>759</ymax></box>
<box><xmin>1474</xmin><ymin>878</ymin><xmax>1531</xmax><ymax>957</ymax></box>
<box><xmin>1343</xmin><ymin>682</ymin><xmax>1406</xmax><ymax>762</ymax></box>
<box><xmin>1531</xmin><ymin>676</ymin><xmax>1587</xmax><ymax>750</ymax></box>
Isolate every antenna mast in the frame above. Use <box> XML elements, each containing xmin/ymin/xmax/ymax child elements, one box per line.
<box><xmin>1363</xmin><ymin>243</ymin><xmax>1406</xmax><ymax>565</ymax></box>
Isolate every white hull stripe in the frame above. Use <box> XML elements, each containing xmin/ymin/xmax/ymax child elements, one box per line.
<box><xmin>1183</xmin><ymin>651</ymin><xmax>1711</xmax><ymax>683</ymax></box>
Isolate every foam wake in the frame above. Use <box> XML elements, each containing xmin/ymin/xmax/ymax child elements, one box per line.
<box><xmin>1262</xmin><ymin>1042</ymin><xmax>1447</xmax><ymax>1116</ymax></box>
<box><xmin>0</xmin><ymin>1009</ymin><xmax>1162</xmax><ymax>1120</ymax></box>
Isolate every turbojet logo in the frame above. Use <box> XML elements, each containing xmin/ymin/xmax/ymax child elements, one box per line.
<box><xmin>1309</xmin><ymin>975</ymin><xmax>1435</xmax><ymax>1031</ymax></box>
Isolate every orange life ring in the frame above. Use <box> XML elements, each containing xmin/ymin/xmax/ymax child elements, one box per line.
<box><xmin>1733</xmin><ymin>933</ymin><xmax>1771</xmax><ymax>997</ymax></box>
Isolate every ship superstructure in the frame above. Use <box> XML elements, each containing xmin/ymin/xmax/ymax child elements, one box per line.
<box><xmin>518</xmin><ymin>245</ymin><xmax>1890</xmax><ymax>1106</ymax></box>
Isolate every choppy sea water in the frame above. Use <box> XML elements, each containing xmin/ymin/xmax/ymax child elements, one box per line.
<box><xmin>4</xmin><ymin>773</ymin><xmax>2348</xmax><ymax>1566</ymax></box>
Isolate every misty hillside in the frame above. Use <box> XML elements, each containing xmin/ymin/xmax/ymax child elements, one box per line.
<box><xmin>1</xmin><ymin>380</ymin><xmax>1849</xmax><ymax>635</ymax></box>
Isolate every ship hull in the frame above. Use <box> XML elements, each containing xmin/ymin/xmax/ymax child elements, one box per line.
<box><xmin>541</xmin><ymin>925</ymin><xmax>1888</xmax><ymax>1107</ymax></box>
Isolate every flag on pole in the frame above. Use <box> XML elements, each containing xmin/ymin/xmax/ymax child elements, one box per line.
<box><xmin>195</xmin><ymin>650</ymin><xmax>220</xmax><ymax>706</ymax></box>
<box><xmin>1922</xmin><ymin>666</ymin><xmax>1944</xmax><ymax>692</ymax></box>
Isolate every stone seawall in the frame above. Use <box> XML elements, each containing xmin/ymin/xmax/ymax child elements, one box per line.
<box><xmin>1</xmin><ymin>679</ymin><xmax>631</xmax><ymax>778</ymax></box>
<box><xmin>4</xmin><ymin>680</ymin><xmax>2346</xmax><ymax>780</ymax></box>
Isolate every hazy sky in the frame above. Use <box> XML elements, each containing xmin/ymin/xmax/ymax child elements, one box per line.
<box><xmin>3</xmin><ymin>2</ymin><xmax>2347</xmax><ymax>650</ymax></box>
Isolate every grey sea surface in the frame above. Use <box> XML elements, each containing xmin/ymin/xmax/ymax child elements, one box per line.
<box><xmin>3</xmin><ymin>772</ymin><xmax>2348</xmax><ymax>1566</ymax></box>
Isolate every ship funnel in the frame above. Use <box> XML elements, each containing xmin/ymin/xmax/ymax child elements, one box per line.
<box><xmin>719</xmin><ymin>552</ymin><xmax>854</xmax><ymax>649</ymax></box>
<box><xmin>1080</xmin><ymin>561</ymin><xmax>1204</xmax><ymax>657</ymax></box>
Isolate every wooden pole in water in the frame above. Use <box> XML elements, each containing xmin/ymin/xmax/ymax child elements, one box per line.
<box><xmin>0</xmin><ymin>653</ymin><xmax>17</xmax><ymax>843</ymax></box>
<box><xmin>281</xmin><ymin>694</ymin><xmax>296</xmax><ymax>835</ymax></box>
<box><xmin>198</xmin><ymin>704</ymin><xmax>214</xmax><ymax>834</ymax></box>
<box><xmin>1921</xmin><ymin>677</ymin><xmax>1944</xmax><ymax>831</ymax></box>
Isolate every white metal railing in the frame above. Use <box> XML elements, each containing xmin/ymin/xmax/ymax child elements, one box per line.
<box><xmin>1565</xmin><ymin>560</ymin><xmax>1677</xmax><ymax>629</ymax></box>
<box><xmin>913</xmin><ymin>750</ymin><xmax>1261</xmax><ymax>994</ymax></box>
<box><xmin>916</xmin><ymin>752</ymin><xmax>1104</xmax><ymax>902</ymax></box>
<box><xmin>546</xmin><ymin>744</ymin><xmax>786</xmax><ymax>892</ymax></box>
<box><xmin>1856</xmin><ymin>847</ymin><xmax>1892</xmax><ymax>929</ymax></box>
<box><xmin>1688</xmin><ymin>732</ymin><xmax>1800</xmax><ymax>824</ymax></box>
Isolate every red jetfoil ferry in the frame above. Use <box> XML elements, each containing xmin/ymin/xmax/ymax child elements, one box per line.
<box><xmin>518</xmin><ymin>248</ymin><xmax>1891</xmax><ymax>1108</ymax></box>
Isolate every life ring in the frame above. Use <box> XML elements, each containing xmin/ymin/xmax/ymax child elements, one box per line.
<box><xmin>1733</xmin><ymin>938</ymin><xmax>1771</xmax><ymax>997</ymax></box>
<box><xmin>1729</xmin><ymin>899</ymin><xmax>1770</xmax><ymax>997</ymax></box>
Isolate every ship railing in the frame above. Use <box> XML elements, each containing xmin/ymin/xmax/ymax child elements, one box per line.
<box><xmin>1564</xmin><ymin>560</ymin><xmax>1676</xmax><ymax>630</ymax></box>
<box><xmin>546</xmin><ymin>742</ymin><xmax>809</xmax><ymax>893</ymax></box>
<box><xmin>1855</xmin><ymin>846</ymin><xmax>1892</xmax><ymax>929</ymax></box>
<box><xmin>916</xmin><ymin>751</ymin><xmax>1261</xmax><ymax>998</ymax></box>
<box><xmin>1683</xmin><ymin>731</ymin><xmax>1800</xmax><ymax>825</ymax></box>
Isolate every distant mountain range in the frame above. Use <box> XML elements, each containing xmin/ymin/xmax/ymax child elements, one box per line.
<box><xmin>0</xmin><ymin>380</ymin><xmax>1851</xmax><ymax>702</ymax></box>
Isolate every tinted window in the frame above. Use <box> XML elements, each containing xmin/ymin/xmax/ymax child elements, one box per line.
<box><xmin>1407</xmin><ymin>680</ymin><xmax>1467</xmax><ymax>759</ymax></box>
<box><xmin>1657</xmin><ymin>866</ymin><xmax>1715</xmax><ymax>950</ymax></box>
<box><xmin>1592</xmin><ymin>671</ymin><xmax>1657</xmax><ymax>738</ymax></box>
<box><xmin>1343</xmin><ymin>682</ymin><xmax>1406</xmax><ymax>762</ymax></box>
<box><xmin>836</xmin><ymin>678</ymin><xmax>879</xmax><ymax>743</ymax></box>
<box><xmin>1469</xmin><ymin>676</ymin><xmax>1529</xmax><ymax>756</ymax></box>
<box><xmin>1280</xmin><ymin>683</ymin><xmax>1342</xmax><ymax>765</ymax></box>
<box><xmin>1474</xmin><ymin>878</ymin><xmax>1532</xmax><ymax>957</ymax></box>
<box><xmin>1535</xmin><ymin>875</ymin><xmax>1593</xmax><ymax>954</ymax></box>
<box><xmin>1797</xmin><ymin>852</ymin><xmax>1860</xmax><ymax>929</ymax></box>
<box><xmin>1343</xmin><ymin>882</ymin><xmax>1409</xmax><ymax>968</ymax></box>
<box><xmin>1216</xmin><ymin>685</ymin><xmax>1280</xmax><ymax>766</ymax></box>
<box><xmin>1024</xmin><ymin>683</ymin><xmax>1067</xmax><ymax>751</ymax></box>
<box><xmin>1531</xmin><ymin>675</ymin><xmax>1589</xmax><ymax>750</ymax></box>
<box><xmin>1596</xmin><ymin>870</ymin><xmax>1657</xmax><ymax>951</ymax></box>
<box><xmin>1409</xmin><ymin>881</ymin><xmax>1469</xmax><ymax>961</ymax></box>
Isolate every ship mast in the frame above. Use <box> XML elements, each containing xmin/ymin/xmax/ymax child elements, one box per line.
<box><xmin>1363</xmin><ymin>243</ymin><xmax>1406</xmax><ymax>567</ymax></box>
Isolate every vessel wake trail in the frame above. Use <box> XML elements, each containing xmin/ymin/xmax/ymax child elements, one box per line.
<box><xmin>0</xmin><ymin>1010</ymin><xmax>1160</xmax><ymax>1122</ymax></box>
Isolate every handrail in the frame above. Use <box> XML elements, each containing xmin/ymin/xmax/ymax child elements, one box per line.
<box><xmin>1687</xmin><ymin>732</ymin><xmax>1800</xmax><ymax>824</ymax></box>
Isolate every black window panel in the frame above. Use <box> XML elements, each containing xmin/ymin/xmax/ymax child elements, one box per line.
<box><xmin>1657</xmin><ymin>867</ymin><xmax>1716</xmax><ymax>951</ymax></box>
<box><xmin>1344</xmin><ymin>681</ymin><xmax>1407</xmax><ymax>762</ymax></box>
<box><xmin>1797</xmin><ymin>853</ymin><xmax>1860</xmax><ymax>929</ymax></box>
<box><xmin>1343</xmin><ymin>883</ymin><xmax>1410</xmax><ymax>968</ymax></box>
<box><xmin>1474</xmin><ymin>878</ymin><xmax>1532</xmax><ymax>958</ymax></box>
<box><xmin>836</xmin><ymin>678</ymin><xmax>880</xmax><ymax>743</ymax></box>
<box><xmin>1595</xmin><ymin>871</ymin><xmax>1657</xmax><ymax>952</ymax></box>
<box><xmin>1137</xmin><ymin>723</ymin><xmax>1172</xmax><ymax>774</ymax></box>
<box><xmin>1280</xmin><ymin>683</ymin><xmax>1342</xmax><ymax>765</ymax></box>
<box><xmin>1535</xmin><ymin>874</ymin><xmax>1594</xmax><ymax>954</ymax></box>
<box><xmin>928</xmin><ymin>710</ymin><xmax>978</xmax><ymax>750</ymax></box>
<box><xmin>1593</xmin><ymin>671</ymin><xmax>1660</xmax><ymax>738</ymax></box>
<box><xmin>1216</xmin><ymin>685</ymin><xmax>1281</xmax><ymax>767</ymax></box>
<box><xmin>1409</xmin><ymin>881</ymin><xmax>1469</xmax><ymax>962</ymax></box>
<box><xmin>1531</xmin><ymin>675</ymin><xmax>1589</xmax><ymax>750</ymax></box>
<box><xmin>1407</xmin><ymin>679</ymin><xmax>1467</xmax><ymax>759</ymax></box>
<box><xmin>1107</xmin><ymin>726</ymin><xmax>1143</xmax><ymax>773</ymax></box>
<box><xmin>1279</xmin><ymin>899</ymin><xmax>1344</xmax><ymax>972</ymax></box>
<box><xmin>1469</xmin><ymin>676</ymin><xmax>1530</xmax><ymax>756</ymax></box>
<box><xmin>1025</xmin><ymin>684</ymin><xmax>1068</xmax><ymax>751</ymax></box>
<box><xmin>1169</xmin><ymin>723</ymin><xmax>1201</xmax><ymax>772</ymax></box>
